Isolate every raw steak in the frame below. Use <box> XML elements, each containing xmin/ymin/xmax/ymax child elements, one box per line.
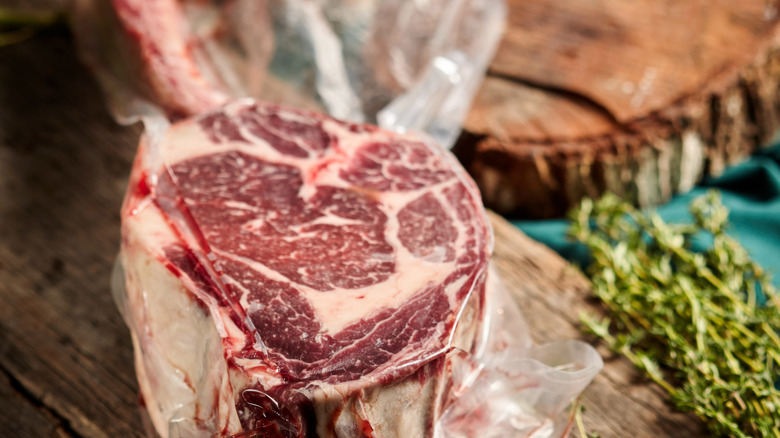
<box><xmin>118</xmin><ymin>100</ymin><xmax>492</xmax><ymax>437</ymax></box>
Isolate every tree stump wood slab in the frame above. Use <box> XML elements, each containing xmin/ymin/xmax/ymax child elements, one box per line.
<box><xmin>460</xmin><ymin>0</ymin><xmax>780</xmax><ymax>218</ymax></box>
<box><xmin>0</xmin><ymin>32</ymin><xmax>711</xmax><ymax>438</ymax></box>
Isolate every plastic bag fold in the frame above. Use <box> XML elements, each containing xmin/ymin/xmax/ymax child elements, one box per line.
<box><xmin>72</xmin><ymin>0</ymin><xmax>505</xmax><ymax>149</ymax></box>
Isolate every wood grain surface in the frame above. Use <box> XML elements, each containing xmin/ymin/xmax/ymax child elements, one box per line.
<box><xmin>461</xmin><ymin>0</ymin><xmax>780</xmax><ymax>218</ymax></box>
<box><xmin>0</xmin><ymin>32</ymin><xmax>708</xmax><ymax>437</ymax></box>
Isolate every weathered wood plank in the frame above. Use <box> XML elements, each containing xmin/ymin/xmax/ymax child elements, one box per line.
<box><xmin>0</xmin><ymin>367</ymin><xmax>72</xmax><ymax>438</ymax></box>
<box><xmin>0</xmin><ymin>33</ymin><xmax>143</xmax><ymax>437</ymax></box>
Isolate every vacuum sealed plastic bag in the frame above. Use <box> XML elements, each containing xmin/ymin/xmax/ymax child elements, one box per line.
<box><xmin>111</xmin><ymin>100</ymin><xmax>601</xmax><ymax>438</ymax></box>
<box><xmin>73</xmin><ymin>0</ymin><xmax>603</xmax><ymax>436</ymax></box>
<box><xmin>72</xmin><ymin>0</ymin><xmax>506</xmax><ymax>148</ymax></box>
<box><xmin>115</xmin><ymin>99</ymin><xmax>496</xmax><ymax>437</ymax></box>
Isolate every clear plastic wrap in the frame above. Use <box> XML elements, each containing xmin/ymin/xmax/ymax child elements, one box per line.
<box><xmin>72</xmin><ymin>0</ymin><xmax>506</xmax><ymax>148</ymax></box>
<box><xmin>74</xmin><ymin>1</ymin><xmax>603</xmax><ymax>436</ymax></box>
<box><xmin>435</xmin><ymin>270</ymin><xmax>603</xmax><ymax>438</ymax></box>
<box><xmin>110</xmin><ymin>100</ymin><xmax>601</xmax><ymax>438</ymax></box>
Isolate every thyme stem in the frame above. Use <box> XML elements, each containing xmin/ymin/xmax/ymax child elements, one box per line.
<box><xmin>570</xmin><ymin>190</ymin><xmax>780</xmax><ymax>437</ymax></box>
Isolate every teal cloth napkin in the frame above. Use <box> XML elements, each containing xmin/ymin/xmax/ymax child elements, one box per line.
<box><xmin>513</xmin><ymin>143</ymin><xmax>780</xmax><ymax>288</ymax></box>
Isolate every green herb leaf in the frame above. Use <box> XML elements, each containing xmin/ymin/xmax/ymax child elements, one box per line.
<box><xmin>569</xmin><ymin>190</ymin><xmax>780</xmax><ymax>437</ymax></box>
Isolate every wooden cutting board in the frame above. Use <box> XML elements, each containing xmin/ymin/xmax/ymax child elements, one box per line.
<box><xmin>0</xmin><ymin>32</ymin><xmax>708</xmax><ymax>437</ymax></box>
<box><xmin>459</xmin><ymin>0</ymin><xmax>780</xmax><ymax>218</ymax></box>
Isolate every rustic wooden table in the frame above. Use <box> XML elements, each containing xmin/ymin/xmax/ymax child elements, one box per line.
<box><xmin>0</xmin><ymin>32</ymin><xmax>709</xmax><ymax>437</ymax></box>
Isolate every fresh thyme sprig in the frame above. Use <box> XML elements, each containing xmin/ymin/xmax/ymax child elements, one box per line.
<box><xmin>569</xmin><ymin>190</ymin><xmax>780</xmax><ymax>437</ymax></box>
<box><xmin>574</xmin><ymin>401</ymin><xmax>601</xmax><ymax>438</ymax></box>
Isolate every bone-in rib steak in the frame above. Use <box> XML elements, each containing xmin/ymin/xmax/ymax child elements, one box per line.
<box><xmin>119</xmin><ymin>100</ymin><xmax>491</xmax><ymax>437</ymax></box>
